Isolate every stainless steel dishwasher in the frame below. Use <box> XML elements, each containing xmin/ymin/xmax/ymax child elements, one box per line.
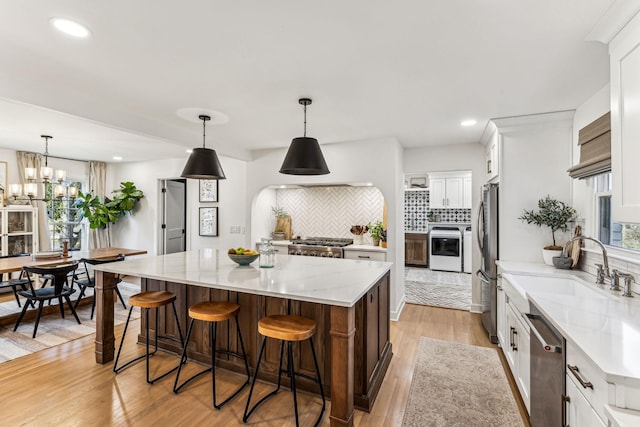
<box><xmin>522</xmin><ymin>304</ymin><xmax>566</xmax><ymax>427</ymax></box>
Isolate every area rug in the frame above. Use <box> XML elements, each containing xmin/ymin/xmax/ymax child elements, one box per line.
<box><xmin>0</xmin><ymin>281</ymin><xmax>141</xmax><ymax>363</ymax></box>
<box><xmin>401</xmin><ymin>337</ymin><xmax>523</xmax><ymax>427</ymax></box>
<box><xmin>404</xmin><ymin>268</ymin><xmax>471</xmax><ymax>311</ymax></box>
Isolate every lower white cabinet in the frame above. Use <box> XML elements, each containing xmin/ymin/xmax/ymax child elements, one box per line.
<box><xmin>565</xmin><ymin>373</ymin><xmax>606</xmax><ymax>427</ymax></box>
<box><xmin>271</xmin><ymin>242</ymin><xmax>289</xmax><ymax>254</ymax></box>
<box><xmin>504</xmin><ymin>303</ymin><xmax>530</xmax><ymax>412</ymax></box>
<box><xmin>343</xmin><ymin>248</ymin><xmax>386</xmax><ymax>261</ymax></box>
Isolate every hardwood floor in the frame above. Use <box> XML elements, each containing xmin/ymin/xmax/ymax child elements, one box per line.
<box><xmin>0</xmin><ymin>303</ymin><xmax>530</xmax><ymax>426</ymax></box>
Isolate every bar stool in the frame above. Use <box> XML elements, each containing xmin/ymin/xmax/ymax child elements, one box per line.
<box><xmin>173</xmin><ymin>301</ymin><xmax>251</xmax><ymax>409</ymax></box>
<box><xmin>113</xmin><ymin>290</ymin><xmax>184</xmax><ymax>384</ymax></box>
<box><xmin>243</xmin><ymin>314</ymin><xmax>325</xmax><ymax>427</ymax></box>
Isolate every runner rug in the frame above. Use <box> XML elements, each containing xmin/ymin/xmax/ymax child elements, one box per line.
<box><xmin>0</xmin><ymin>281</ymin><xmax>140</xmax><ymax>363</ymax></box>
<box><xmin>402</xmin><ymin>337</ymin><xmax>524</xmax><ymax>427</ymax></box>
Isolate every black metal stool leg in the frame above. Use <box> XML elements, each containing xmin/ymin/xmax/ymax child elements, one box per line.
<box><xmin>173</xmin><ymin>318</ymin><xmax>196</xmax><ymax>393</ymax></box>
<box><xmin>309</xmin><ymin>337</ymin><xmax>326</xmax><ymax>427</ymax></box>
<box><xmin>288</xmin><ymin>341</ymin><xmax>300</xmax><ymax>427</ymax></box>
<box><xmin>243</xmin><ymin>338</ymin><xmax>286</xmax><ymax>423</ymax></box>
<box><xmin>114</xmin><ymin>306</ymin><xmax>136</xmax><ymax>373</ymax></box>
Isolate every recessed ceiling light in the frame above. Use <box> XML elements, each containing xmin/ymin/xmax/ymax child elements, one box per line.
<box><xmin>279</xmin><ymin>185</ymin><xmax>287</xmax><ymax>189</ymax></box>
<box><xmin>50</xmin><ymin>18</ymin><xmax>91</xmax><ymax>38</ymax></box>
<box><xmin>112</xmin><ymin>156</ymin><xmax>123</xmax><ymax>161</ymax></box>
<box><xmin>461</xmin><ymin>119</ymin><xmax>477</xmax><ymax>127</ymax></box>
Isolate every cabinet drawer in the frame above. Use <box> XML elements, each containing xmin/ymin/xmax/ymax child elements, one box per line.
<box><xmin>566</xmin><ymin>341</ymin><xmax>610</xmax><ymax>421</ymax></box>
<box><xmin>344</xmin><ymin>250</ymin><xmax>386</xmax><ymax>261</ymax></box>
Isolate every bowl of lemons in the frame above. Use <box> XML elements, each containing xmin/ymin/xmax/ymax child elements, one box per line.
<box><xmin>227</xmin><ymin>247</ymin><xmax>259</xmax><ymax>266</ymax></box>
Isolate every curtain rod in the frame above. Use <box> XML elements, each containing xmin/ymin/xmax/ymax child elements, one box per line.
<box><xmin>19</xmin><ymin>151</ymin><xmax>94</xmax><ymax>163</ymax></box>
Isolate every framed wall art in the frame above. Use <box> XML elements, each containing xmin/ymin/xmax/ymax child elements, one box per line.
<box><xmin>199</xmin><ymin>207</ymin><xmax>218</xmax><ymax>236</ymax></box>
<box><xmin>199</xmin><ymin>179</ymin><xmax>218</xmax><ymax>202</ymax></box>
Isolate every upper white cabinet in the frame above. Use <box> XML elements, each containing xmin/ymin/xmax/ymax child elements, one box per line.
<box><xmin>609</xmin><ymin>11</ymin><xmax>640</xmax><ymax>223</ymax></box>
<box><xmin>0</xmin><ymin>207</ymin><xmax>39</xmax><ymax>256</ymax></box>
<box><xmin>429</xmin><ymin>172</ymin><xmax>471</xmax><ymax>209</ymax></box>
<box><xmin>481</xmin><ymin>123</ymin><xmax>501</xmax><ymax>183</ymax></box>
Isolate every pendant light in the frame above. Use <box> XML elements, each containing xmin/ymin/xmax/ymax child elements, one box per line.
<box><xmin>181</xmin><ymin>115</ymin><xmax>226</xmax><ymax>180</ymax></box>
<box><xmin>279</xmin><ymin>98</ymin><xmax>330</xmax><ymax>175</ymax></box>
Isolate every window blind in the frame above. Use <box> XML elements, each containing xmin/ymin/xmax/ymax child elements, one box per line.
<box><xmin>567</xmin><ymin>112</ymin><xmax>611</xmax><ymax>179</ymax></box>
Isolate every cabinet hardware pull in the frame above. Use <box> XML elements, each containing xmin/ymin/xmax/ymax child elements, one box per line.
<box><xmin>370</xmin><ymin>293</ymin><xmax>374</xmax><ymax>303</ymax></box>
<box><xmin>512</xmin><ymin>329</ymin><xmax>518</xmax><ymax>351</ymax></box>
<box><xmin>509</xmin><ymin>326</ymin><xmax>515</xmax><ymax>349</ymax></box>
<box><xmin>487</xmin><ymin>160</ymin><xmax>492</xmax><ymax>174</ymax></box>
<box><xmin>567</xmin><ymin>365</ymin><xmax>593</xmax><ymax>389</ymax></box>
<box><xmin>358</xmin><ymin>255</ymin><xmax>370</xmax><ymax>259</ymax></box>
<box><xmin>442</xmin><ymin>198</ymin><xmax>445</xmax><ymax>206</ymax></box>
<box><xmin>562</xmin><ymin>394</ymin><xmax>570</xmax><ymax>427</ymax></box>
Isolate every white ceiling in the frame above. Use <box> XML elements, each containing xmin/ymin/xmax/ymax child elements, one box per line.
<box><xmin>0</xmin><ymin>0</ymin><xmax>614</xmax><ymax>163</ymax></box>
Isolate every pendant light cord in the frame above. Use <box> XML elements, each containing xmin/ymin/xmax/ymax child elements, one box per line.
<box><xmin>202</xmin><ymin>118</ymin><xmax>207</xmax><ymax>149</ymax></box>
<box><xmin>303</xmin><ymin>103</ymin><xmax>307</xmax><ymax>137</ymax></box>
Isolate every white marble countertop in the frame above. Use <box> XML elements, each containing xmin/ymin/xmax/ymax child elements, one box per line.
<box><xmin>93</xmin><ymin>249</ymin><xmax>392</xmax><ymax>307</ymax></box>
<box><xmin>497</xmin><ymin>261</ymin><xmax>640</xmax><ymax>386</ymax></box>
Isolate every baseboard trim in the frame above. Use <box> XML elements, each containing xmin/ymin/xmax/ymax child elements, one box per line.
<box><xmin>391</xmin><ymin>296</ymin><xmax>406</xmax><ymax>321</ymax></box>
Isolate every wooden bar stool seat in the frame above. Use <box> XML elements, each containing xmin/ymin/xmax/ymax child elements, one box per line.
<box><xmin>243</xmin><ymin>314</ymin><xmax>325</xmax><ymax>427</ymax></box>
<box><xmin>114</xmin><ymin>290</ymin><xmax>184</xmax><ymax>384</ymax></box>
<box><xmin>174</xmin><ymin>301</ymin><xmax>250</xmax><ymax>410</ymax></box>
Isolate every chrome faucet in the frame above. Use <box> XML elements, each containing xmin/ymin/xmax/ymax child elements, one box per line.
<box><xmin>617</xmin><ymin>272</ymin><xmax>636</xmax><ymax>297</ymax></box>
<box><xmin>563</xmin><ymin>236</ymin><xmax>610</xmax><ymax>286</ymax></box>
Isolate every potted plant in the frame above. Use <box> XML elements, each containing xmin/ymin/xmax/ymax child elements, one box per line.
<box><xmin>379</xmin><ymin>228</ymin><xmax>387</xmax><ymax>248</ymax></box>
<box><xmin>368</xmin><ymin>221</ymin><xmax>384</xmax><ymax>246</ymax></box>
<box><xmin>75</xmin><ymin>181</ymin><xmax>144</xmax><ymax>247</ymax></box>
<box><xmin>519</xmin><ymin>195</ymin><xmax>577</xmax><ymax>265</ymax></box>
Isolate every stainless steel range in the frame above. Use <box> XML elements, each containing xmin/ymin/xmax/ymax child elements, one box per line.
<box><xmin>288</xmin><ymin>237</ymin><xmax>353</xmax><ymax>258</ymax></box>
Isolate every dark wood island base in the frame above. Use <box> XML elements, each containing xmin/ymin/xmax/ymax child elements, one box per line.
<box><xmin>95</xmin><ymin>270</ymin><xmax>391</xmax><ymax>426</ymax></box>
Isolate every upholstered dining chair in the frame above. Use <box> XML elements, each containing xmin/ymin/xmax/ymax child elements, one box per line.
<box><xmin>13</xmin><ymin>261</ymin><xmax>80</xmax><ymax>338</ymax></box>
<box><xmin>73</xmin><ymin>254</ymin><xmax>126</xmax><ymax>319</ymax></box>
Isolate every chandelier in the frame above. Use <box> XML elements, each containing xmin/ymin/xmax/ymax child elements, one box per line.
<box><xmin>8</xmin><ymin>135</ymin><xmax>78</xmax><ymax>201</ymax></box>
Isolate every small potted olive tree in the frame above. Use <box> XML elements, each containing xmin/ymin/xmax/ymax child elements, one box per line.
<box><xmin>519</xmin><ymin>195</ymin><xmax>577</xmax><ymax>265</ymax></box>
<box><xmin>368</xmin><ymin>221</ymin><xmax>384</xmax><ymax>246</ymax></box>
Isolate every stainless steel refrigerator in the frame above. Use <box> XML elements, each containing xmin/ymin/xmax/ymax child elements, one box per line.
<box><xmin>476</xmin><ymin>183</ymin><xmax>499</xmax><ymax>344</ymax></box>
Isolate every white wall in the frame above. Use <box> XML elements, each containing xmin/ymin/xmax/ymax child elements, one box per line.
<box><xmin>247</xmin><ymin>137</ymin><xmax>406</xmax><ymax>320</ymax></box>
<box><xmin>107</xmin><ymin>154</ymin><xmax>247</xmax><ymax>255</ymax></box>
<box><xmin>498</xmin><ymin>112</ymin><xmax>574</xmax><ymax>262</ymax></box>
<box><xmin>403</xmin><ymin>143</ymin><xmax>485</xmax><ymax>311</ymax></box>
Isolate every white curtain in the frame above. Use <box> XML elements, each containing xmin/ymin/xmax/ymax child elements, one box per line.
<box><xmin>89</xmin><ymin>161</ymin><xmax>108</xmax><ymax>248</ymax></box>
<box><xmin>16</xmin><ymin>151</ymin><xmax>52</xmax><ymax>252</ymax></box>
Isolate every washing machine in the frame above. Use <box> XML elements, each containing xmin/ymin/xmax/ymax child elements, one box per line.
<box><xmin>429</xmin><ymin>227</ymin><xmax>462</xmax><ymax>272</ymax></box>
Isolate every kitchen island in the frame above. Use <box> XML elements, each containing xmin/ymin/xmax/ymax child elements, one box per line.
<box><xmin>93</xmin><ymin>249</ymin><xmax>393</xmax><ymax>427</ymax></box>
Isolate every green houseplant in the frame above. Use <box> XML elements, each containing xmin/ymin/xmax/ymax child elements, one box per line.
<box><xmin>519</xmin><ymin>195</ymin><xmax>577</xmax><ymax>264</ymax></box>
<box><xmin>368</xmin><ymin>221</ymin><xmax>384</xmax><ymax>246</ymax></box>
<box><xmin>75</xmin><ymin>181</ymin><xmax>144</xmax><ymax>247</ymax></box>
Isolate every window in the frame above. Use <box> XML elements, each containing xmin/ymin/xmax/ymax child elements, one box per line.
<box><xmin>45</xmin><ymin>181</ymin><xmax>84</xmax><ymax>251</ymax></box>
<box><xmin>594</xmin><ymin>173</ymin><xmax>640</xmax><ymax>251</ymax></box>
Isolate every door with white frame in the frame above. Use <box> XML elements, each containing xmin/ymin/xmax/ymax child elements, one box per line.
<box><xmin>161</xmin><ymin>179</ymin><xmax>186</xmax><ymax>254</ymax></box>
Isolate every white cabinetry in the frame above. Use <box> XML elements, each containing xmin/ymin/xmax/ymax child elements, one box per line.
<box><xmin>565</xmin><ymin>373</ymin><xmax>606</xmax><ymax>427</ymax></box>
<box><xmin>610</xmin><ymin>11</ymin><xmax>640</xmax><ymax>223</ymax></box>
<box><xmin>565</xmin><ymin>340</ymin><xmax>608</xmax><ymax>425</ymax></box>
<box><xmin>496</xmin><ymin>277</ymin><xmax>507</xmax><ymax>352</ymax></box>
<box><xmin>428</xmin><ymin>172</ymin><xmax>471</xmax><ymax>209</ymax></box>
<box><xmin>0</xmin><ymin>207</ymin><xmax>39</xmax><ymax>256</ymax></box>
<box><xmin>485</xmin><ymin>132</ymin><xmax>500</xmax><ymax>182</ymax></box>
<box><xmin>343</xmin><ymin>247</ymin><xmax>386</xmax><ymax>261</ymax></box>
<box><xmin>271</xmin><ymin>242</ymin><xmax>290</xmax><ymax>254</ymax></box>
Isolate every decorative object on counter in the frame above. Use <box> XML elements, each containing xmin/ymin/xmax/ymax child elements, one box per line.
<box><xmin>199</xmin><ymin>207</ymin><xmax>218</xmax><ymax>236</ymax></box>
<box><xmin>228</xmin><ymin>247</ymin><xmax>259</xmax><ymax>265</ymax></box>
<box><xmin>272</xmin><ymin>206</ymin><xmax>292</xmax><ymax>240</ymax></box>
<box><xmin>8</xmin><ymin>135</ymin><xmax>78</xmax><ymax>202</ymax></box>
<box><xmin>567</xmin><ymin>225</ymin><xmax>583</xmax><ymax>267</ymax></box>
<box><xmin>259</xmin><ymin>238</ymin><xmax>275</xmax><ymax>268</ymax></box>
<box><xmin>380</xmin><ymin>228</ymin><xmax>387</xmax><ymax>248</ymax></box>
<box><xmin>181</xmin><ymin>114</ymin><xmax>226</xmax><ymax>180</ymax></box>
<box><xmin>199</xmin><ymin>179</ymin><xmax>218</xmax><ymax>202</ymax></box>
<box><xmin>409</xmin><ymin>177</ymin><xmax>427</xmax><ymax>188</ymax></box>
<box><xmin>279</xmin><ymin>98</ymin><xmax>330</xmax><ymax>176</ymax></box>
<box><xmin>75</xmin><ymin>181</ymin><xmax>144</xmax><ymax>247</ymax></box>
<box><xmin>62</xmin><ymin>240</ymin><xmax>69</xmax><ymax>257</ymax></box>
<box><xmin>368</xmin><ymin>221</ymin><xmax>384</xmax><ymax>246</ymax></box>
<box><xmin>350</xmin><ymin>225</ymin><xmax>368</xmax><ymax>245</ymax></box>
<box><xmin>552</xmin><ymin>256</ymin><xmax>573</xmax><ymax>269</ymax></box>
<box><xmin>518</xmin><ymin>195</ymin><xmax>577</xmax><ymax>265</ymax></box>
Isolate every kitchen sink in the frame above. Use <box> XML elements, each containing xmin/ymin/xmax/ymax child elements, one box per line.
<box><xmin>503</xmin><ymin>274</ymin><xmax>609</xmax><ymax>300</ymax></box>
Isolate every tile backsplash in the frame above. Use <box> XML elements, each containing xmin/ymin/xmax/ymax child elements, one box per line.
<box><xmin>404</xmin><ymin>190</ymin><xmax>471</xmax><ymax>231</ymax></box>
<box><xmin>276</xmin><ymin>186</ymin><xmax>384</xmax><ymax>239</ymax></box>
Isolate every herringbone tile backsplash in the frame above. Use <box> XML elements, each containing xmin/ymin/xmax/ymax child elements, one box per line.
<box><xmin>276</xmin><ymin>186</ymin><xmax>384</xmax><ymax>238</ymax></box>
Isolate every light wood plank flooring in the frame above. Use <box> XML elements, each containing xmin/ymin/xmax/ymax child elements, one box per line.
<box><xmin>0</xmin><ymin>303</ymin><xmax>530</xmax><ymax>426</ymax></box>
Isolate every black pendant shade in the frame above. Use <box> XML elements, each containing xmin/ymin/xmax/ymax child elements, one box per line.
<box><xmin>181</xmin><ymin>147</ymin><xmax>226</xmax><ymax>179</ymax></box>
<box><xmin>181</xmin><ymin>115</ymin><xmax>226</xmax><ymax>180</ymax></box>
<box><xmin>279</xmin><ymin>137</ymin><xmax>330</xmax><ymax>175</ymax></box>
<box><xmin>279</xmin><ymin>98</ymin><xmax>330</xmax><ymax>175</ymax></box>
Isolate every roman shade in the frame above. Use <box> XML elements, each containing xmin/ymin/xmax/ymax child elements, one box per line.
<box><xmin>567</xmin><ymin>112</ymin><xmax>611</xmax><ymax>179</ymax></box>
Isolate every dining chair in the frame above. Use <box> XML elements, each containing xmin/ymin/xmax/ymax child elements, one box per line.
<box><xmin>0</xmin><ymin>253</ymin><xmax>31</xmax><ymax>307</ymax></box>
<box><xmin>73</xmin><ymin>254</ymin><xmax>126</xmax><ymax>319</ymax></box>
<box><xmin>13</xmin><ymin>261</ymin><xmax>81</xmax><ymax>338</ymax></box>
